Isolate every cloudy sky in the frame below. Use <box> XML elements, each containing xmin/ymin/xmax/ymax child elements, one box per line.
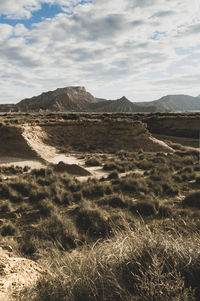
<box><xmin>0</xmin><ymin>0</ymin><xmax>200</xmax><ymax>103</ymax></box>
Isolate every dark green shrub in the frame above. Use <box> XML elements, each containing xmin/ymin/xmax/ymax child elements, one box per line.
<box><xmin>183</xmin><ymin>192</ymin><xmax>200</xmax><ymax>208</ymax></box>
<box><xmin>120</xmin><ymin>177</ymin><xmax>148</xmax><ymax>195</ymax></box>
<box><xmin>98</xmin><ymin>194</ymin><xmax>126</xmax><ymax>208</ymax></box>
<box><xmin>85</xmin><ymin>157</ymin><xmax>101</xmax><ymax>166</ymax></box>
<box><xmin>130</xmin><ymin>200</ymin><xmax>158</xmax><ymax>216</ymax></box>
<box><xmin>37</xmin><ymin>214</ymin><xmax>77</xmax><ymax>250</ymax></box>
<box><xmin>82</xmin><ymin>183</ymin><xmax>105</xmax><ymax>199</ymax></box>
<box><xmin>0</xmin><ymin>201</ymin><xmax>12</xmax><ymax>213</ymax></box>
<box><xmin>73</xmin><ymin>192</ymin><xmax>82</xmax><ymax>202</ymax></box>
<box><xmin>37</xmin><ymin>199</ymin><xmax>55</xmax><ymax>217</ymax></box>
<box><xmin>196</xmin><ymin>177</ymin><xmax>200</xmax><ymax>184</ymax></box>
<box><xmin>107</xmin><ymin>170</ymin><xmax>119</xmax><ymax>180</ymax></box>
<box><xmin>158</xmin><ymin>205</ymin><xmax>172</xmax><ymax>218</ymax></box>
<box><xmin>75</xmin><ymin>207</ymin><xmax>110</xmax><ymax>239</ymax></box>
<box><xmin>162</xmin><ymin>183</ymin><xmax>179</xmax><ymax>197</ymax></box>
<box><xmin>1</xmin><ymin>223</ymin><xmax>16</xmax><ymax>236</ymax></box>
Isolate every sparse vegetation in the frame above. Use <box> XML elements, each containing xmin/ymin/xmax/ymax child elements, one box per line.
<box><xmin>0</xmin><ymin>112</ymin><xmax>200</xmax><ymax>300</ymax></box>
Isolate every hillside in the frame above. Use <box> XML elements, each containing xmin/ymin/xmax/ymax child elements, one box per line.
<box><xmin>135</xmin><ymin>95</ymin><xmax>200</xmax><ymax>112</ymax></box>
<box><xmin>89</xmin><ymin>96</ymin><xmax>156</xmax><ymax>113</ymax></box>
<box><xmin>16</xmin><ymin>88</ymin><xmax>155</xmax><ymax>113</ymax></box>
<box><xmin>16</xmin><ymin>86</ymin><xmax>101</xmax><ymax>112</ymax></box>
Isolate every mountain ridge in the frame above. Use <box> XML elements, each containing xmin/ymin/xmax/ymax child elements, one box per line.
<box><xmin>1</xmin><ymin>87</ymin><xmax>200</xmax><ymax>113</ymax></box>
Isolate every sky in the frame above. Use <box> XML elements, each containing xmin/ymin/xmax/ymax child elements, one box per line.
<box><xmin>0</xmin><ymin>0</ymin><xmax>200</xmax><ymax>104</ymax></box>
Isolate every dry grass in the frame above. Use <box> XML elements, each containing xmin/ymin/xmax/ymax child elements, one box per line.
<box><xmin>17</xmin><ymin>220</ymin><xmax>198</xmax><ymax>301</ymax></box>
<box><xmin>0</xmin><ymin>134</ymin><xmax>199</xmax><ymax>300</ymax></box>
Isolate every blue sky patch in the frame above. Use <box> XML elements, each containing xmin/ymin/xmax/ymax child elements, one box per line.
<box><xmin>0</xmin><ymin>3</ymin><xmax>64</xmax><ymax>28</ymax></box>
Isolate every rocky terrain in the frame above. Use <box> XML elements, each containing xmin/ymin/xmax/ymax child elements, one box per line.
<box><xmin>0</xmin><ymin>245</ymin><xmax>51</xmax><ymax>300</ymax></box>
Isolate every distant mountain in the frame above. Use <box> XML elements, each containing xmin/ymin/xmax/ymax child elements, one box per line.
<box><xmin>16</xmin><ymin>86</ymin><xmax>101</xmax><ymax>112</ymax></box>
<box><xmin>135</xmin><ymin>95</ymin><xmax>200</xmax><ymax>112</ymax></box>
<box><xmin>88</xmin><ymin>96</ymin><xmax>156</xmax><ymax>113</ymax></box>
<box><xmin>16</xmin><ymin>87</ymin><xmax>155</xmax><ymax>113</ymax></box>
<box><xmin>1</xmin><ymin>87</ymin><xmax>200</xmax><ymax>113</ymax></box>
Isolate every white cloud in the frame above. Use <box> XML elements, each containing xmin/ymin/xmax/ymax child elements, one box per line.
<box><xmin>0</xmin><ymin>0</ymin><xmax>200</xmax><ymax>103</ymax></box>
<box><xmin>0</xmin><ymin>23</ymin><xmax>13</xmax><ymax>40</ymax></box>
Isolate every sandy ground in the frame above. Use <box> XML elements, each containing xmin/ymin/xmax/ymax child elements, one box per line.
<box><xmin>0</xmin><ymin>158</ymin><xmax>45</xmax><ymax>169</ymax></box>
<box><xmin>0</xmin><ymin>125</ymin><xmax>174</xmax><ymax>179</ymax></box>
<box><xmin>0</xmin><ymin>246</ymin><xmax>51</xmax><ymax>300</ymax></box>
<box><xmin>21</xmin><ymin>125</ymin><xmax>109</xmax><ymax>178</ymax></box>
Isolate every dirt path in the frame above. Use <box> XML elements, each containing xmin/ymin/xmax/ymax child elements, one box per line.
<box><xmin>21</xmin><ymin>125</ymin><xmax>109</xmax><ymax>179</ymax></box>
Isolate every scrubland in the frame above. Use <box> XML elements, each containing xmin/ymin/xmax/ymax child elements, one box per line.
<box><xmin>0</xmin><ymin>140</ymin><xmax>200</xmax><ymax>300</ymax></box>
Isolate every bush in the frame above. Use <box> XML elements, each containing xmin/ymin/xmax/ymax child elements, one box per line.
<box><xmin>183</xmin><ymin>192</ymin><xmax>200</xmax><ymax>208</ymax></box>
<box><xmin>107</xmin><ymin>170</ymin><xmax>119</xmax><ymax>180</ymax></box>
<box><xmin>98</xmin><ymin>194</ymin><xmax>126</xmax><ymax>208</ymax></box>
<box><xmin>75</xmin><ymin>207</ymin><xmax>110</xmax><ymax>239</ymax></box>
<box><xmin>0</xmin><ymin>201</ymin><xmax>12</xmax><ymax>213</ymax></box>
<box><xmin>85</xmin><ymin>157</ymin><xmax>101</xmax><ymax>166</ymax></box>
<box><xmin>1</xmin><ymin>223</ymin><xmax>16</xmax><ymax>236</ymax></box>
<box><xmin>196</xmin><ymin>177</ymin><xmax>200</xmax><ymax>184</ymax></box>
<box><xmin>82</xmin><ymin>182</ymin><xmax>105</xmax><ymax>199</ymax></box>
<box><xmin>36</xmin><ymin>214</ymin><xmax>77</xmax><ymax>250</ymax></box>
<box><xmin>130</xmin><ymin>200</ymin><xmax>158</xmax><ymax>216</ymax></box>
<box><xmin>120</xmin><ymin>177</ymin><xmax>148</xmax><ymax>195</ymax></box>
<box><xmin>158</xmin><ymin>205</ymin><xmax>172</xmax><ymax>218</ymax></box>
<box><xmin>36</xmin><ymin>199</ymin><xmax>55</xmax><ymax>217</ymax></box>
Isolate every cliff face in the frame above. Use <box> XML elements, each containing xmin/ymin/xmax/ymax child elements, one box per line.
<box><xmin>0</xmin><ymin>125</ymin><xmax>39</xmax><ymax>159</ymax></box>
<box><xmin>41</xmin><ymin>119</ymin><xmax>173</xmax><ymax>153</ymax></box>
<box><xmin>144</xmin><ymin>114</ymin><xmax>200</xmax><ymax>138</ymax></box>
<box><xmin>0</xmin><ymin>115</ymin><xmax>173</xmax><ymax>163</ymax></box>
<box><xmin>0</xmin><ymin>104</ymin><xmax>17</xmax><ymax>112</ymax></box>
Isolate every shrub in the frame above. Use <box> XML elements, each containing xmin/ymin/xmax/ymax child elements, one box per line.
<box><xmin>36</xmin><ymin>199</ymin><xmax>55</xmax><ymax>217</ymax></box>
<box><xmin>107</xmin><ymin>170</ymin><xmax>119</xmax><ymax>180</ymax></box>
<box><xmin>183</xmin><ymin>192</ymin><xmax>200</xmax><ymax>208</ymax></box>
<box><xmin>98</xmin><ymin>194</ymin><xmax>126</xmax><ymax>208</ymax></box>
<box><xmin>75</xmin><ymin>207</ymin><xmax>110</xmax><ymax>239</ymax></box>
<box><xmin>196</xmin><ymin>177</ymin><xmax>200</xmax><ymax>184</ymax></box>
<box><xmin>1</xmin><ymin>223</ymin><xmax>16</xmax><ymax>236</ymax></box>
<box><xmin>158</xmin><ymin>205</ymin><xmax>172</xmax><ymax>218</ymax></box>
<box><xmin>120</xmin><ymin>177</ymin><xmax>148</xmax><ymax>195</ymax></box>
<box><xmin>85</xmin><ymin>157</ymin><xmax>101</xmax><ymax>166</ymax></box>
<box><xmin>0</xmin><ymin>201</ymin><xmax>12</xmax><ymax>213</ymax></box>
<box><xmin>73</xmin><ymin>191</ymin><xmax>82</xmax><ymax>202</ymax></box>
<box><xmin>103</xmin><ymin>162</ymin><xmax>125</xmax><ymax>173</ymax></box>
<box><xmin>130</xmin><ymin>200</ymin><xmax>158</xmax><ymax>216</ymax></box>
<box><xmin>36</xmin><ymin>214</ymin><xmax>77</xmax><ymax>250</ymax></box>
<box><xmin>82</xmin><ymin>182</ymin><xmax>105</xmax><ymax>199</ymax></box>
